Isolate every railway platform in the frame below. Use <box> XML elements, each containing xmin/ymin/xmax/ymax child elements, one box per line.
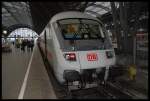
<box><xmin>23</xmin><ymin>44</ymin><xmax>57</xmax><ymax>99</ymax></box>
<box><xmin>2</xmin><ymin>44</ymin><xmax>57</xmax><ymax>99</ymax></box>
<box><xmin>2</xmin><ymin>43</ymin><xmax>148</xmax><ymax>99</ymax></box>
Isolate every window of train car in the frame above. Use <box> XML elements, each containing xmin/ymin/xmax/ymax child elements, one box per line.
<box><xmin>46</xmin><ymin>26</ymin><xmax>52</xmax><ymax>39</ymax></box>
<box><xmin>57</xmin><ymin>18</ymin><xmax>105</xmax><ymax>41</ymax></box>
<box><xmin>55</xmin><ymin>18</ymin><xmax>112</xmax><ymax>51</ymax></box>
<box><xmin>48</xmin><ymin>24</ymin><xmax>53</xmax><ymax>39</ymax></box>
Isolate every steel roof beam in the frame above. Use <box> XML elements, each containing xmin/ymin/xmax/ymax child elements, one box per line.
<box><xmin>86</xmin><ymin>2</ymin><xmax>96</xmax><ymax>7</ymax></box>
<box><xmin>87</xmin><ymin>3</ymin><xmax>110</xmax><ymax>12</ymax></box>
<box><xmin>2</xmin><ymin>3</ymin><xmax>21</xmax><ymax>24</ymax></box>
<box><xmin>85</xmin><ymin>10</ymin><xmax>101</xmax><ymax>17</ymax></box>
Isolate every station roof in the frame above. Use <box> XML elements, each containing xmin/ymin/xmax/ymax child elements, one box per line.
<box><xmin>2</xmin><ymin>2</ymin><xmax>111</xmax><ymax>35</ymax></box>
<box><xmin>2</xmin><ymin>2</ymin><xmax>32</xmax><ymax>27</ymax></box>
<box><xmin>2</xmin><ymin>2</ymin><xmax>33</xmax><ymax>36</ymax></box>
<box><xmin>29</xmin><ymin>2</ymin><xmax>112</xmax><ymax>34</ymax></box>
<box><xmin>2</xmin><ymin>2</ymin><xmax>148</xmax><ymax>36</ymax></box>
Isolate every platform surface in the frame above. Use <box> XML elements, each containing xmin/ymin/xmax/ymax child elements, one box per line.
<box><xmin>2</xmin><ymin>45</ymin><xmax>32</xmax><ymax>99</ymax></box>
<box><xmin>2</xmin><ymin>44</ymin><xmax>57</xmax><ymax>99</ymax></box>
<box><xmin>23</xmin><ymin>44</ymin><xmax>57</xmax><ymax>99</ymax></box>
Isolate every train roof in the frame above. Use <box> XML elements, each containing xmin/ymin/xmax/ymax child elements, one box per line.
<box><xmin>50</xmin><ymin>11</ymin><xmax>101</xmax><ymax>23</ymax></box>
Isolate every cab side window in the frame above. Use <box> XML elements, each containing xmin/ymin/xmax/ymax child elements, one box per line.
<box><xmin>46</xmin><ymin>24</ymin><xmax>52</xmax><ymax>39</ymax></box>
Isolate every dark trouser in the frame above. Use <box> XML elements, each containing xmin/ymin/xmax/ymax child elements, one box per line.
<box><xmin>31</xmin><ymin>46</ymin><xmax>33</xmax><ymax>51</ymax></box>
<box><xmin>22</xmin><ymin>47</ymin><xmax>25</xmax><ymax>52</ymax></box>
<box><xmin>27</xmin><ymin>46</ymin><xmax>30</xmax><ymax>51</ymax></box>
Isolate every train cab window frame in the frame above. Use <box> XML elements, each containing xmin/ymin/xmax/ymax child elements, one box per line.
<box><xmin>45</xmin><ymin>27</ymin><xmax>49</xmax><ymax>39</ymax></box>
<box><xmin>47</xmin><ymin>24</ymin><xmax>53</xmax><ymax>39</ymax></box>
<box><xmin>53</xmin><ymin>18</ymin><xmax>112</xmax><ymax>51</ymax></box>
<box><xmin>57</xmin><ymin>18</ymin><xmax>106</xmax><ymax>41</ymax></box>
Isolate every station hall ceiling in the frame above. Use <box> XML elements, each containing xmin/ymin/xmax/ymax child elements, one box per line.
<box><xmin>2</xmin><ymin>2</ymin><xmax>32</xmax><ymax>27</ymax></box>
<box><xmin>2</xmin><ymin>2</ymin><xmax>148</xmax><ymax>36</ymax></box>
<box><xmin>29</xmin><ymin>2</ymin><xmax>112</xmax><ymax>34</ymax></box>
<box><xmin>2</xmin><ymin>2</ymin><xmax>111</xmax><ymax>35</ymax></box>
<box><xmin>2</xmin><ymin>2</ymin><xmax>33</xmax><ymax>36</ymax></box>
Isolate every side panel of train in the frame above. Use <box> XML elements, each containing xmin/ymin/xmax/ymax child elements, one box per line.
<box><xmin>39</xmin><ymin>24</ymin><xmax>66</xmax><ymax>83</ymax></box>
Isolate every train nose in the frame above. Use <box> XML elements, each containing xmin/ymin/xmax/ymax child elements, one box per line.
<box><xmin>78</xmin><ymin>50</ymin><xmax>116</xmax><ymax>69</ymax></box>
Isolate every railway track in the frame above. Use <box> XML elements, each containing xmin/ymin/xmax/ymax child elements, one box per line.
<box><xmin>66</xmin><ymin>82</ymin><xmax>133</xmax><ymax>99</ymax></box>
<box><xmin>108</xmin><ymin>81</ymin><xmax>148</xmax><ymax>99</ymax></box>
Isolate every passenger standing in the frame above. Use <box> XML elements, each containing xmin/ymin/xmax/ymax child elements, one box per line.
<box><xmin>24</xmin><ymin>39</ymin><xmax>27</xmax><ymax>51</ymax></box>
<box><xmin>12</xmin><ymin>41</ymin><xmax>14</xmax><ymax>45</ymax></box>
<box><xmin>20</xmin><ymin>39</ymin><xmax>22</xmax><ymax>50</ymax></box>
<box><xmin>21</xmin><ymin>39</ymin><xmax>25</xmax><ymax>52</ymax></box>
<box><xmin>30</xmin><ymin>39</ymin><xmax>34</xmax><ymax>52</ymax></box>
<box><xmin>27</xmin><ymin>40</ymin><xmax>30</xmax><ymax>51</ymax></box>
<box><xmin>21</xmin><ymin>40</ymin><xmax>23</xmax><ymax>51</ymax></box>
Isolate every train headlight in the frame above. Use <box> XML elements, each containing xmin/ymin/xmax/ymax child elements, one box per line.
<box><xmin>64</xmin><ymin>53</ymin><xmax>76</xmax><ymax>61</ymax></box>
<box><xmin>106</xmin><ymin>51</ymin><xmax>113</xmax><ymax>58</ymax></box>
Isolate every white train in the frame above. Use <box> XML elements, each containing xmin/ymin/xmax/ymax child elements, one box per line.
<box><xmin>38</xmin><ymin>11</ymin><xmax>116</xmax><ymax>89</ymax></box>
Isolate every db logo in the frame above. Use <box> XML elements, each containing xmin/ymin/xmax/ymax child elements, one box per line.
<box><xmin>87</xmin><ymin>53</ymin><xmax>98</xmax><ymax>61</ymax></box>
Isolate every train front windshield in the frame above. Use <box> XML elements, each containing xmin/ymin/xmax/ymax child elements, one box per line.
<box><xmin>56</xmin><ymin>18</ymin><xmax>112</xmax><ymax>51</ymax></box>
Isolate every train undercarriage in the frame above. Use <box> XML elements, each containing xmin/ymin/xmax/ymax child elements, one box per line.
<box><xmin>63</xmin><ymin>66</ymin><xmax>126</xmax><ymax>91</ymax></box>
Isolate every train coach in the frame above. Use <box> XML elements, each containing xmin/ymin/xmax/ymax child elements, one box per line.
<box><xmin>38</xmin><ymin>11</ymin><xmax>118</xmax><ymax>89</ymax></box>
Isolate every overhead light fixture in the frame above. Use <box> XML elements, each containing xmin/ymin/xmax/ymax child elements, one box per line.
<box><xmin>3</xmin><ymin>30</ymin><xmax>7</xmax><ymax>34</ymax></box>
